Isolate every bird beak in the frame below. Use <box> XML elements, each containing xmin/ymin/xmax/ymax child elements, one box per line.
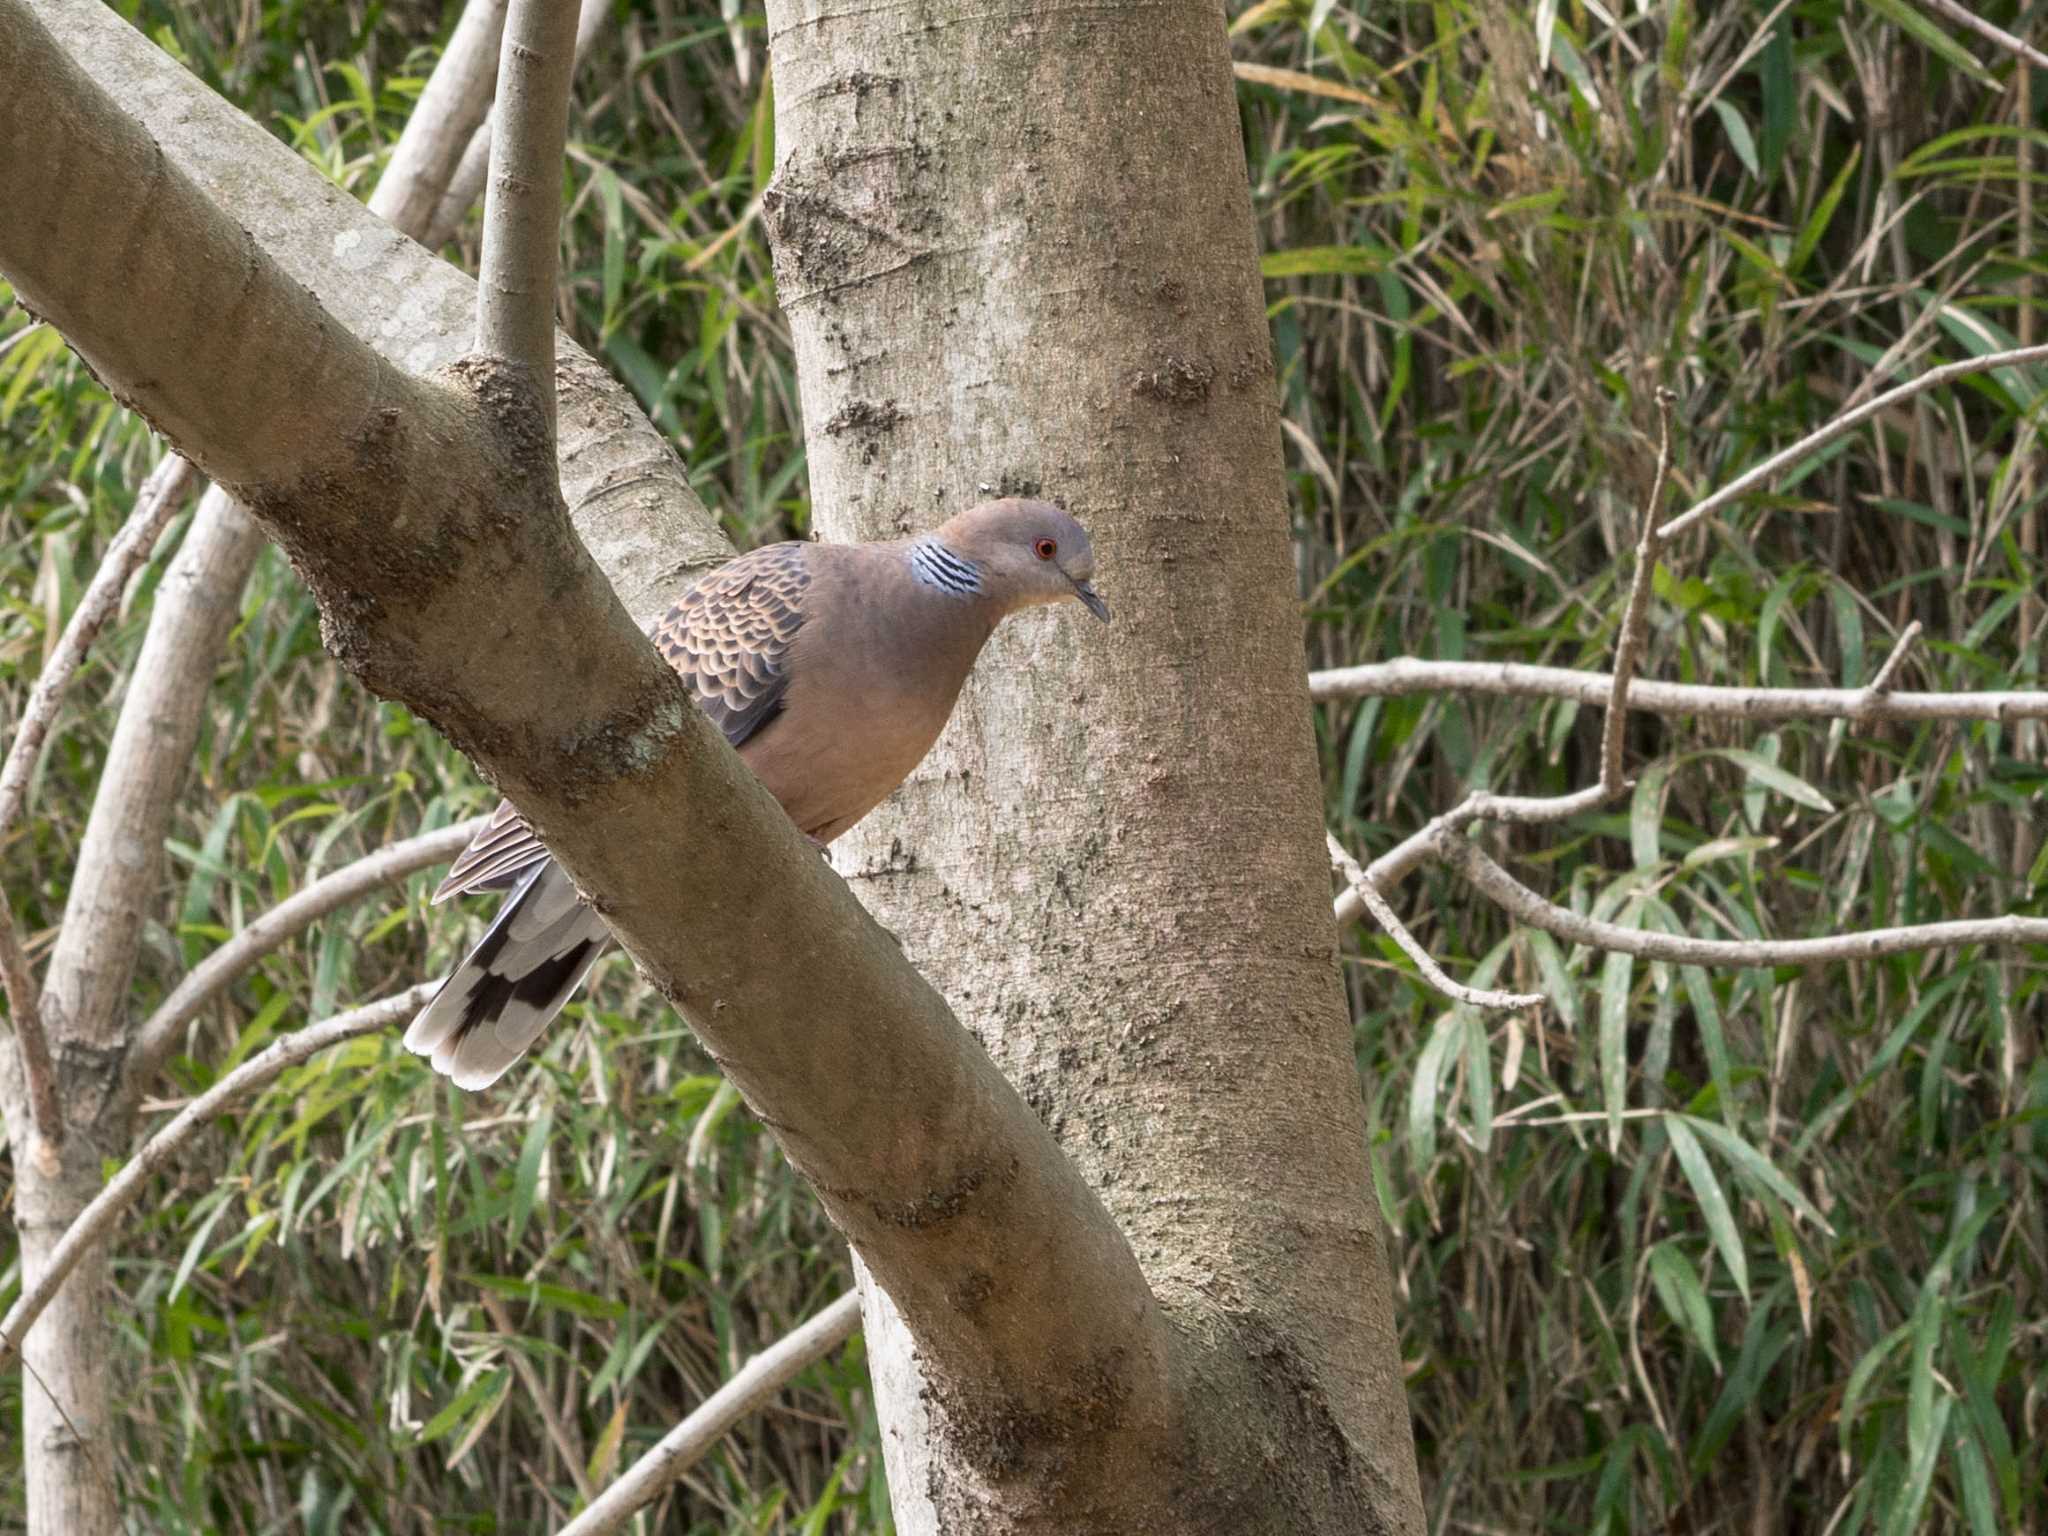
<box><xmin>1070</xmin><ymin>578</ymin><xmax>1111</xmax><ymax>622</ymax></box>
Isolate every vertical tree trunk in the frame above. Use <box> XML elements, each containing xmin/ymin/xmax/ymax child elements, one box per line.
<box><xmin>0</xmin><ymin>492</ymin><xmax>264</xmax><ymax>1536</ymax></box>
<box><xmin>762</xmin><ymin>1</ymin><xmax>1424</xmax><ymax>1529</ymax></box>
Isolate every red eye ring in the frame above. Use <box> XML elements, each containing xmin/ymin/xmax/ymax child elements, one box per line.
<box><xmin>1033</xmin><ymin>538</ymin><xmax>1058</xmax><ymax>561</ymax></box>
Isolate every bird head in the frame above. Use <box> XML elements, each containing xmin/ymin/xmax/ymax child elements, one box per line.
<box><xmin>938</xmin><ymin>498</ymin><xmax>1111</xmax><ymax>621</ymax></box>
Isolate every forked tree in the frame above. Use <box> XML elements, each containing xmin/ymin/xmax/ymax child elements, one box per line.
<box><xmin>0</xmin><ymin>0</ymin><xmax>2043</xmax><ymax>1533</ymax></box>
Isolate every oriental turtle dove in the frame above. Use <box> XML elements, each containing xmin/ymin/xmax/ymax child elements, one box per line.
<box><xmin>405</xmin><ymin>498</ymin><xmax>1108</xmax><ymax>1088</ymax></box>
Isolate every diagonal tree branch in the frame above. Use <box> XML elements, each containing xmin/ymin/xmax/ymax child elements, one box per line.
<box><xmin>1658</xmin><ymin>342</ymin><xmax>2048</xmax><ymax>541</ymax></box>
<box><xmin>34</xmin><ymin>0</ymin><xmax>728</xmax><ymax>628</ymax></box>
<box><xmin>556</xmin><ymin>1290</ymin><xmax>865</xmax><ymax>1536</ymax></box>
<box><xmin>127</xmin><ymin>818</ymin><xmax>484</xmax><ymax>1092</ymax></box>
<box><xmin>0</xmin><ymin>986</ymin><xmax>435</xmax><ymax>1369</ymax></box>
<box><xmin>1437</xmin><ymin>833</ymin><xmax>2048</xmax><ymax>962</ymax></box>
<box><xmin>422</xmin><ymin>0</ymin><xmax>613</xmax><ymax>250</ymax></box>
<box><xmin>1910</xmin><ymin>0</ymin><xmax>2048</xmax><ymax>72</ymax></box>
<box><xmin>0</xmin><ymin>454</ymin><xmax>197</xmax><ymax>846</ymax></box>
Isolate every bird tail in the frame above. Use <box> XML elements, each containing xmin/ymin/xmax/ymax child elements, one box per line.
<box><xmin>404</xmin><ymin>861</ymin><xmax>611</xmax><ymax>1090</ymax></box>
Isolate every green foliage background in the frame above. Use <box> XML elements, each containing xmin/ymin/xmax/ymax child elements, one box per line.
<box><xmin>1</xmin><ymin>0</ymin><xmax>2043</xmax><ymax>1530</ymax></box>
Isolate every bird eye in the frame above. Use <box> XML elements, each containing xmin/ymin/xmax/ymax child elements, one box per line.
<box><xmin>1033</xmin><ymin>538</ymin><xmax>1058</xmax><ymax>561</ymax></box>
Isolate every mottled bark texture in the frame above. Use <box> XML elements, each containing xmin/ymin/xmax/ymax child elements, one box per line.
<box><xmin>762</xmin><ymin>0</ymin><xmax>1425</xmax><ymax>1529</ymax></box>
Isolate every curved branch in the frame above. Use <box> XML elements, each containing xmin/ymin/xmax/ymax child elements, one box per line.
<box><xmin>1327</xmin><ymin>834</ymin><xmax>1541</xmax><ymax>1010</ymax></box>
<box><xmin>1436</xmin><ymin>833</ymin><xmax>2048</xmax><ymax>963</ymax></box>
<box><xmin>1658</xmin><ymin>342</ymin><xmax>2048</xmax><ymax>541</ymax></box>
<box><xmin>555</xmin><ymin>1290</ymin><xmax>864</xmax><ymax>1536</ymax></box>
<box><xmin>126</xmin><ymin>818</ymin><xmax>484</xmax><ymax>1092</ymax></box>
<box><xmin>0</xmin><ymin>985</ymin><xmax>435</xmax><ymax>1369</ymax></box>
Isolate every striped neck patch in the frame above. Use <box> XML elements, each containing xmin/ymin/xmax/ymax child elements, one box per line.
<box><xmin>909</xmin><ymin>537</ymin><xmax>984</xmax><ymax>598</ymax></box>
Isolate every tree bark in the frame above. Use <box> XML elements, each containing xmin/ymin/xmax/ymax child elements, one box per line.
<box><xmin>761</xmin><ymin>0</ymin><xmax>1424</xmax><ymax>1529</ymax></box>
<box><xmin>0</xmin><ymin>6</ymin><xmax>721</xmax><ymax>1532</ymax></box>
<box><xmin>2</xmin><ymin>5</ymin><xmax>1175</xmax><ymax>1529</ymax></box>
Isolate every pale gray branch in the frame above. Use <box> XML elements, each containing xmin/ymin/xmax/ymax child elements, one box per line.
<box><xmin>0</xmin><ymin>453</ymin><xmax>196</xmax><ymax>1144</ymax></box>
<box><xmin>127</xmin><ymin>818</ymin><xmax>484</xmax><ymax>1093</ymax></box>
<box><xmin>1659</xmin><ymin>343</ymin><xmax>2048</xmax><ymax>540</ymax></box>
<box><xmin>475</xmin><ymin>0</ymin><xmax>582</xmax><ymax>402</ymax></box>
<box><xmin>1363</xmin><ymin>784</ymin><xmax>1610</xmax><ymax>893</ymax></box>
<box><xmin>1327</xmin><ymin>835</ymin><xmax>1542</xmax><ymax>1011</ymax></box>
<box><xmin>371</xmin><ymin>0</ymin><xmax>507</xmax><ymax>232</ymax></box>
<box><xmin>1436</xmin><ymin>832</ymin><xmax>2048</xmax><ymax>964</ymax></box>
<box><xmin>0</xmin><ymin>915</ymin><xmax>48</xmax><ymax>1145</ymax></box>
<box><xmin>33</xmin><ymin>0</ymin><xmax>728</xmax><ymax>625</ymax></box>
<box><xmin>424</xmin><ymin>0</ymin><xmax>612</xmax><ymax>250</ymax></box>
<box><xmin>555</xmin><ymin>1291</ymin><xmax>864</xmax><ymax>1536</ymax></box>
<box><xmin>0</xmin><ymin>985</ymin><xmax>434</xmax><ymax>1369</ymax></box>
<box><xmin>1910</xmin><ymin>0</ymin><xmax>2048</xmax><ymax>72</ymax></box>
<box><xmin>1308</xmin><ymin>658</ymin><xmax>2048</xmax><ymax>723</ymax></box>
<box><xmin>37</xmin><ymin>487</ymin><xmax>267</xmax><ymax>1070</ymax></box>
<box><xmin>0</xmin><ymin>455</ymin><xmax>197</xmax><ymax>843</ymax></box>
<box><xmin>1865</xmin><ymin>619</ymin><xmax>1922</xmax><ymax>696</ymax></box>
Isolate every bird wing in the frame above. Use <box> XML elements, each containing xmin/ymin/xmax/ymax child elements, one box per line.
<box><xmin>431</xmin><ymin>541</ymin><xmax>812</xmax><ymax>904</ymax></box>
<box><xmin>650</xmin><ymin>538</ymin><xmax>811</xmax><ymax>749</ymax></box>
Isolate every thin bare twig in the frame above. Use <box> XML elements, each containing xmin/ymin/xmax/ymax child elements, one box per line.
<box><xmin>1437</xmin><ymin>833</ymin><xmax>2048</xmax><ymax>964</ymax></box>
<box><xmin>1659</xmin><ymin>343</ymin><xmax>2048</xmax><ymax>541</ymax></box>
<box><xmin>0</xmin><ymin>454</ymin><xmax>199</xmax><ymax>1145</ymax></box>
<box><xmin>1328</xmin><ymin>834</ymin><xmax>1542</xmax><ymax>1011</ymax></box>
<box><xmin>127</xmin><ymin>817</ymin><xmax>484</xmax><ymax>1094</ymax></box>
<box><xmin>0</xmin><ymin>986</ymin><xmax>435</xmax><ymax>1370</ymax></box>
<box><xmin>1308</xmin><ymin>658</ymin><xmax>2048</xmax><ymax>723</ymax></box>
<box><xmin>1357</xmin><ymin>398</ymin><xmax>1690</xmax><ymax>894</ymax></box>
<box><xmin>1600</xmin><ymin>388</ymin><xmax>1680</xmax><ymax>794</ymax></box>
<box><xmin>1864</xmin><ymin>620</ymin><xmax>1922</xmax><ymax>696</ymax></box>
<box><xmin>553</xmin><ymin>1290</ymin><xmax>864</xmax><ymax>1536</ymax></box>
<box><xmin>1911</xmin><ymin>0</ymin><xmax>2048</xmax><ymax>72</ymax></box>
<box><xmin>474</xmin><ymin>0</ymin><xmax>582</xmax><ymax>408</ymax></box>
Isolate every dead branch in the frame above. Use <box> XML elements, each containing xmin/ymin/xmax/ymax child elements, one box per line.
<box><xmin>1658</xmin><ymin>342</ymin><xmax>2048</xmax><ymax>541</ymax></box>
<box><xmin>1327</xmin><ymin>835</ymin><xmax>1541</xmax><ymax>1010</ymax></box>
<box><xmin>1910</xmin><ymin>0</ymin><xmax>2048</xmax><ymax>73</ymax></box>
<box><xmin>1337</xmin><ymin>361</ymin><xmax>2048</xmax><ymax>1008</ymax></box>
